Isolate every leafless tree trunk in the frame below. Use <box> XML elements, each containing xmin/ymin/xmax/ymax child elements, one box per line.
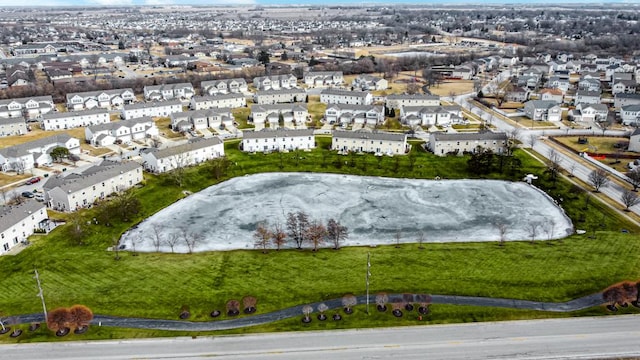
<box><xmin>164</xmin><ymin>232</ymin><xmax>180</xmax><ymax>253</ymax></box>
<box><xmin>253</xmin><ymin>221</ymin><xmax>272</xmax><ymax>253</ymax></box>
<box><xmin>621</xmin><ymin>189</ymin><xmax>640</xmax><ymax>211</ymax></box>
<box><xmin>150</xmin><ymin>226</ymin><xmax>163</xmax><ymax>251</ymax></box>
<box><xmin>527</xmin><ymin>223</ymin><xmax>540</xmax><ymax>244</ymax></box>
<box><xmin>546</xmin><ymin>148</ymin><xmax>562</xmax><ymax>187</ymax></box>
<box><xmin>588</xmin><ymin>169</ymin><xmax>610</xmax><ymax>192</ymax></box>
<box><xmin>271</xmin><ymin>222</ymin><xmax>286</xmax><ymax>250</ymax></box>
<box><xmin>326</xmin><ymin>218</ymin><xmax>348</xmax><ymax>250</ymax></box>
<box><xmin>394</xmin><ymin>229</ymin><xmax>402</xmax><ymax>248</ymax></box>
<box><xmin>417</xmin><ymin>232</ymin><xmax>425</xmax><ymax>249</ymax></box>
<box><xmin>495</xmin><ymin>222</ymin><xmax>508</xmax><ymax>246</ymax></box>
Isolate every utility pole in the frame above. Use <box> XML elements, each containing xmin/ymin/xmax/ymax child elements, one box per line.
<box><xmin>34</xmin><ymin>268</ymin><xmax>48</xmax><ymax>321</ymax></box>
<box><xmin>365</xmin><ymin>252</ymin><xmax>371</xmax><ymax>315</ymax></box>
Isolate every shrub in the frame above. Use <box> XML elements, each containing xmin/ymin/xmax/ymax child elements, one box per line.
<box><xmin>47</xmin><ymin>308</ymin><xmax>71</xmax><ymax>332</ymax></box>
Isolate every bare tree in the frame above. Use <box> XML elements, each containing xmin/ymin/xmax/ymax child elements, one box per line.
<box><xmin>588</xmin><ymin>169</ymin><xmax>610</xmax><ymax>192</ymax></box>
<box><xmin>164</xmin><ymin>231</ymin><xmax>180</xmax><ymax>253</ymax></box>
<box><xmin>495</xmin><ymin>222</ymin><xmax>508</xmax><ymax>246</ymax></box>
<box><xmin>167</xmin><ymin>153</ymin><xmax>191</xmax><ymax>187</ymax></box>
<box><xmin>286</xmin><ymin>211</ymin><xmax>309</xmax><ymax>249</ymax></box>
<box><xmin>306</xmin><ymin>220</ymin><xmax>327</xmax><ymax>252</ymax></box>
<box><xmin>568</xmin><ymin>162</ymin><xmax>577</xmax><ymax>178</ymax></box>
<box><xmin>149</xmin><ymin>136</ymin><xmax>162</xmax><ymax>148</ymax></box>
<box><xmin>527</xmin><ymin>222</ymin><xmax>540</xmax><ymax>244</ymax></box>
<box><xmin>326</xmin><ymin>218</ymin><xmax>348</xmax><ymax>250</ymax></box>
<box><xmin>545</xmin><ymin>220</ymin><xmax>556</xmax><ymax>241</ymax></box>
<box><xmin>394</xmin><ymin>229</ymin><xmax>402</xmax><ymax>248</ymax></box>
<box><xmin>185</xmin><ymin>231</ymin><xmax>203</xmax><ymax>254</ymax></box>
<box><xmin>506</xmin><ymin>128</ymin><xmax>521</xmax><ymax>155</ymax></box>
<box><xmin>626</xmin><ymin>168</ymin><xmax>640</xmax><ymax>191</ymax></box>
<box><xmin>271</xmin><ymin>222</ymin><xmax>287</xmax><ymax>251</ymax></box>
<box><xmin>528</xmin><ymin>133</ymin><xmax>538</xmax><ymax>148</ymax></box>
<box><xmin>253</xmin><ymin>221</ymin><xmax>272</xmax><ymax>253</ymax></box>
<box><xmin>546</xmin><ymin>148</ymin><xmax>562</xmax><ymax>187</ymax></box>
<box><xmin>150</xmin><ymin>226</ymin><xmax>163</xmax><ymax>252</ymax></box>
<box><xmin>621</xmin><ymin>189</ymin><xmax>640</xmax><ymax>211</ymax></box>
<box><xmin>342</xmin><ymin>294</ymin><xmax>357</xmax><ymax>313</ymax></box>
<box><xmin>302</xmin><ymin>304</ymin><xmax>313</xmax><ymax>322</ymax></box>
<box><xmin>417</xmin><ymin>232</ymin><xmax>425</xmax><ymax>249</ymax></box>
<box><xmin>375</xmin><ymin>292</ymin><xmax>389</xmax><ymax>310</ymax></box>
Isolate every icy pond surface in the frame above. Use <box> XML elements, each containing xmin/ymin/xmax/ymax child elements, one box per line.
<box><xmin>121</xmin><ymin>173</ymin><xmax>573</xmax><ymax>253</ymax></box>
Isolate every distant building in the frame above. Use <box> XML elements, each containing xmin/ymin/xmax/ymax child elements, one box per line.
<box><xmin>351</xmin><ymin>74</ymin><xmax>388</xmax><ymax>91</ymax></box>
<box><xmin>250</xmin><ymin>104</ymin><xmax>308</xmax><ymax>128</ymax></box>
<box><xmin>386</xmin><ymin>94</ymin><xmax>439</xmax><ymax>109</ymax></box>
<box><xmin>320</xmin><ymin>89</ymin><xmax>372</xmax><ymax>105</ymax></box>
<box><xmin>253</xmin><ymin>89</ymin><xmax>306</xmax><ymax>105</ymax></box>
<box><xmin>324</xmin><ymin>104</ymin><xmax>384</xmax><ymax>126</ymax></box>
<box><xmin>0</xmin><ymin>116</ymin><xmax>27</xmax><ymax>137</ymax></box>
<box><xmin>189</xmin><ymin>94</ymin><xmax>246</xmax><ymax>111</ymax></box>
<box><xmin>303</xmin><ymin>71</ymin><xmax>344</xmax><ymax>87</ymax></box>
<box><xmin>170</xmin><ymin>108</ymin><xmax>234</xmax><ymax>131</ymax></box>
<box><xmin>143</xmin><ymin>83</ymin><xmax>195</xmax><ymax>101</ymax></box>
<box><xmin>85</xmin><ymin>117</ymin><xmax>158</xmax><ymax>146</ymax></box>
<box><xmin>40</xmin><ymin>109</ymin><xmax>109</xmax><ymax>131</ymax></box>
<box><xmin>121</xmin><ymin>100</ymin><xmax>182</xmax><ymax>120</ymax></box>
<box><xmin>201</xmin><ymin>78</ymin><xmax>248</xmax><ymax>95</ymax></box>
<box><xmin>66</xmin><ymin>89</ymin><xmax>135</xmax><ymax>111</ymax></box>
<box><xmin>253</xmin><ymin>74</ymin><xmax>298</xmax><ymax>91</ymax></box>
<box><xmin>0</xmin><ymin>134</ymin><xmax>80</xmax><ymax>172</ymax></box>
<box><xmin>620</xmin><ymin>105</ymin><xmax>640</xmax><ymax>126</ymax></box>
<box><xmin>0</xmin><ymin>96</ymin><xmax>55</xmax><ymax>120</ymax></box>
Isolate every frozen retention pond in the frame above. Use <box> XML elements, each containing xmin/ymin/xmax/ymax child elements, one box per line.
<box><xmin>121</xmin><ymin>173</ymin><xmax>573</xmax><ymax>253</ymax></box>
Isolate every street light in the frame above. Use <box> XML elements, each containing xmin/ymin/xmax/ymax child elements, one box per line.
<box><xmin>34</xmin><ymin>268</ymin><xmax>48</xmax><ymax>322</ymax></box>
<box><xmin>365</xmin><ymin>252</ymin><xmax>371</xmax><ymax>315</ymax></box>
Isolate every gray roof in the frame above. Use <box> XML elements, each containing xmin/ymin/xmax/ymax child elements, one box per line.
<box><xmin>201</xmin><ymin>78</ymin><xmax>247</xmax><ymax>88</ymax></box>
<box><xmin>243</xmin><ymin>128</ymin><xmax>313</xmax><ymax>140</ymax></box>
<box><xmin>171</xmin><ymin>108</ymin><xmax>232</xmax><ymax>120</ymax></box>
<box><xmin>631</xmin><ymin>128</ymin><xmax>640</xmax><ymax>137</ymax></box>
<box><xmin>191</xmin><ymin>94</ymin><xmax>245</xmax><ymax>102</ymax></box>
<box><xmin>0</xmin><ymin>96</ymin><xmax>54</xmax><ymax>107</ymax></box>
<box><xmin>0</xmin><ymin>199</ymin><xmax>47</xmax><ymax>234</ymax></box>
<box><xmin>581</xmin><ymin>104</ymin><xmax>608</xmax><ymax>111</ymax></box>
<box><xmin>576</xmin><ymin>90</ymin><xmax>600</xmax><ymax>97</ymax></box>
<box><xmin>305</xmin><ymin>71</ymin><xmax>342</xmax><ymax>77</ymax></box>
<box><xmin>321</xmin><ymin>89</ymin><xmax>370</xmax><ymax>98</ymax></box>
<box><xmin>526</xmin><ymin>100</ymin><xmax>559</xmax><ymax>109</ymax></box>
<box><xmin>251</xmin><ymin>104</ymin><xmax>307</xmax><ymax>112</ymax></box>
<box><xmin>326</xmin><ymin>104</ymin><xmax>383</xmax><ymax>113</ymax></box>
<box><xmin>332</xmin><ymin>129</ymin><xmax>406</xmax><ymax>142</ymax></box>
<box><xmin>148</xmin><ymin>137</ymin><xmax>222</xmax><ymax>160</ymax></box>
<box><xmin>65</xmin><ymin>88</ymin><xmax>134</xmax><ymax>102</ymax></box>
<box><xmin>387</xmin><ymin>94</ymin><xmax>439</xmax><ymax>101</ymax></box>
<box><xmin>0</xmin><ymin>116</ymin><xmax>26</xmax><ymax>125</ymax></box>
<box><xmin>255</xmin><ymin>88</ymin><xmax>306</xmax><ymax>96</ymax></box>
<box><xmin>0</xmin><ymin>133</ymin><xmax>74</xmax><ymax>158</ymax></box>
<box><xmin>430</xmin><ymin>131</ymin><xmax>508</xmax><ymax>142</ymax></box>
<box><xmin>621</xmin><ymin>104</ymin><xmax>640</xmax><ymax>112</ymax></box>
<box><xmin>87</xmin><ymin>117</ymin><xmax>153</xmax><ymax>132</ymax></box>
<box><xmin>616</xmin><ymin>93</ymin><xmax>640</xmax><ymax>99</ymax></box>
<box><xmin>45</xmin><ymin>160</ymin><xmax>141</xmax><ymax>194</ymax></box>
<box><xmin>144</xmin><ymin>83</ymin><xmax>194</xmax><ymax>92</ymax></box>
<box><xmin>124</xmin><ymin>99</ymin><xmax>182</xmax><ymax>110</ymax></box>
<box><xmin>41</xmin><ymin>109</ymin><xmax>107</xmax><ymax>120</ymax></box>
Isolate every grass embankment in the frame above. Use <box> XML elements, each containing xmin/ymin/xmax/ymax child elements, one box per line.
<box><xmin>1</xmin><ymin>139</ymin><xmax>639</xmax><ymax>342</ymax></box>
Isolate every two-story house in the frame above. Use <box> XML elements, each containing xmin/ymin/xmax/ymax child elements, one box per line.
<box><xmin>66</xmin><ymin>89</ymin><xmax>135</xmax><ymax>111</ymax></box>
<box><xmin>141</xmin><ymin>137</ymin><xmax>224</xmax><ymax>173</ymax></box>
<box><xmin>201</xmin><ymin>78</ymin><xmax>248</xmax><ymax>95</ymax></box>
<box><xmin>254</xmin><ymin>89</ymin><xmax>307</xmax><ymax>105</ymax></box>
<box><xmin>331</xmin><ymin>129</ymin><xmax>407</xmax><ymax>155</ymax></box>
<box><xmin>170</xmin><ymin>108</ymin><xmax>234</xmax><ymax>131</ymax></box>
<box><xmin>40</xmin><ymin>109</ymin><xmax>109</xmax><ymax>131</ymax></box>
<box><xmin>385</xmin><ymin>94</ymin><xmax>440</xmax><ymax>109</ymax></box>
<box><xmin>0</xmin><ymin>96</ymin><xmax>55</xmax><ymax>120</ymax></box>
<box><xmin>303</xmin><ymin>71</ymin><xmax>344</xmax><ymax>87</ymax></box>
<box><xmin>428</xmin><ymin>131</ymin><xmax>508</xmax><ymax>156</ymax></box>
<box><xmin>320</xmin><ymin>89</ymin><xmax>372</xmax><ymax>105</ymax></box>
<box><xmin>85</xmin><ymin>117</ymin><xmax>158</xmax><ymax>146</ymax></box>
<box><xmin>324</xmin><ymin>104</ymin><xmax>385</xmax><ymax>126</ymax></box>
<box><xmin>241</xmin><ymin>128</ymin><xmax>315</xmax><ymax>152</ymax></box>
<box><xmin>189</xmin><ymin>94</ymin><xmax>246</xmax><ymax>111</ymax></box>
<box><xmin>0</xmin><ymin>134</ymin><xmax>81</xmax><ymax>172</ymax></box>
<box><xmin>143</xmin><ymin>83</ymin><xmax>195</xmax><ymax>101</ymax></box>
<box><xmin>121</xmin><ymin>100</ymin><xmax>183</xmax><ymax>120</ymax></box>
<box><xmin>0</xmin><ymin>200</ymin><xmax>49</xmax><ymax>254</ymax></box>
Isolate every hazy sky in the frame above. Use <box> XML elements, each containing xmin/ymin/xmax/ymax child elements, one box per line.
<box><xmin>0</xmin><ymin>0</ymin><xmax>628</xmax><ymax>7</ymax></box>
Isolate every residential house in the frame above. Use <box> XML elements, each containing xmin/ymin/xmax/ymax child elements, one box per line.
<box><xmin>163</xmin><ymin>55</ymin><xmax>192</xmax><ymax>68</ymax></box>
<box><xmin>620</xmin><ymin>105</ymin><xmax>640</xmax><ymax>126</ymax></box>
<box><xmin>141</xmin><ymin>137</ymin><xmax>224</xmax><ymax>173</ymax></box>
<box><xmin>0</xmin><ymin>134</ymin><xmax>81</xmax><ymax>172</ymax></box>
<box><xmin>253</xmin><ymin>74</ymin><xmax>298</xmax><ymax>91</ymax></box>
<box><xmin>66</xmin><ymin>89</ymin><xmax>135</xmax><ymax>111</ymax></box>
<box><xmin>320</xmin><ymin>89</ymin><xmax>372</xmax><ymax>105</ymax></box>
<box><xmin>428</xmin><ymin>131</ymin><xmax>508</xmax><ymax>156</ymax></box>
<box><xmin>539</xmin><ymin>88</ymin><xmax>564</xmax><ymax>103</ymax></box>
<box><xmin>571</xmin><ymin>103</ymin><xmax>609</xmax><ymax>122</ymax></box>
<box><xmin>40</xmin><ymin>109</ymin><xmax>109</xmax><ymax>131</ymax></box>
<box><xmin>629</xmin><ymin>128</ymin><xmax>640</xmax><ymax>153</ymax></box>
<box><xmin>523</xmin><ymin>100</ymin><xmax>561</xmax><ymax>121</ymax></box>
<box><xmin>0</xmin><ymin>116</ymin><xmax>27</xmax><ymax>137</ymax></box>
<box><xmin>85</xmin><ymin>117</ymin><xmax>158</xmax><ymax>146</ymax></box>
<box><xmin>386</xmin><ymin>94</ymin><xmax>439</xmax><ymax>109</ymax></box>
<box><xmin>452</xmin><ymin>67</ymin><xmax>473</xmax><ymax>80</ymax></box>
<box><xmin>254</xmin><ymin>89</ymin><xmax>307</xmax><ymax>105</ymax></box>
<box><xmin>201</xmin><ymin>78</ymin><xmax>248</xmax><ymax>95</ymax></box>
<box><xmin>505</xmin><ymin>87</ymin><xmax>530</xmax><ymax>103</ymax></box>
<box><xmin>11</xmin><ymin>43</ymin><xmax>56</xmax><ymax>56</ymax></box>
<box><xmin>303</xmin><ymin>71</ymin><xmax>344</xmax><ymax>87</ymax></box>
<box><xmin>400</xmin><ymin>106</ymin><xmax>461</xmax><ymax>127</ymax></box>
<box><xmin>143</xmin><ymin>83</ymin><xmax>195</xmax><ymax>101</ymax></box>
<box><xmin>241</xmin><ymin>128</ymin><xmax>315</xmax><ymax>152</ymax></box>
<box><xmin>547</xmin><ymin>76</ymin><xmax>571</xmax><ymax>93</ymax></box>
<box><xmin>517</xmin><ymin>75</ymin><xmax>540</xmax><ymax>89</ymax></box>
<box><xmin>574</xmin><ymin>90</ymin><xmax>601</xmax><ymax>106</ymax></box>
<box><xmin>121</xmin><ymin>100</ymin><xmax>183</xmax><ymax>120</ymax></box>
<box><xmin>0</xmin><ymin>96</ymin><xmax>55</xmax><ymax>120</ymax></box>
<box><xmin>189</xmin><ymin>94</ymin><xmax>246</xmax><ymax>111</ymax></box>
<box><xmin>331</xmin><ymin>129</ymin><xmax>407</xmax><ymax>155</ymax></box>
<box><xmin>611</xmin><ymin>80</ymin><xmax>637</xmax><ymax>95</ymax></box>
<box><xmin>324</xmin><ymin>104</ymin><xmax>384</xmax><ymax>126</ymax></box>
<box><xmin>251</xmin><ymin>104</ymin><xmax>308</xmax><ymax>128</ymax></box>
<box><xmin>615</xmin><ymin>93</ymin><xmax>640</xmax><ymax>109</ymax></box>
<box><xmin>170</xmin><ymin>108</ymin><xmax>233</xmax><ymax>131</ymax></box>
<box><xmin>0</xmin><ymin>200</ymin><xmax>48</xmax><ymax>255</ymax></box>
<box><xmin>44</xmin><ymin>160</ymin><xmax>143</xmax><ymax>212</ymax></box>
<box><xmin>351</xmin><ymin>74</ymin><xmax>388</xmax><ymax>91</ymax></box>
<box><xmin>577</xmin><ymin>78</ymin><xmax>601</xmax><ymax>92</ymax></box>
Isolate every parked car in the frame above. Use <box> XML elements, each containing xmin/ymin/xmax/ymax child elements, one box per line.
<box><xmin>21</xmin><ymin>191</ymin><xmax>34</xmax><ymax>198</ymax></box>
<box><xmin>34</xmin><ymin>194</ymin><xmax>45</xmax><ymax>202</ymax></box>
<box><xmin>25</xmin><ymin>176</ymin><xmax>41</xmax><ymax>185</ymax></box>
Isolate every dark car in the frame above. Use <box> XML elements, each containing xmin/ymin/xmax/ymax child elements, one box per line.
<box><xmin>21</xmin><ymin>191</ymin><xmax>35</xmax><ymax>198</ymax></box>
<box><xmin>25</xmin><ymin>177</ymin><xmax>41</xmax><ymax>185</ymax></box>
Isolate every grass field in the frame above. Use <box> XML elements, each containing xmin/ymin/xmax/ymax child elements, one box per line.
<box><xmin>1</xmin><ymin>140</ymin><xmax>639</xmax><ymax>342</ymax></box>
<box><xmin>0</xmin><ymin>126</ymin><xmax>86</xmax><ymax>149</ymax></box>
<box><xmin>554</xmin><ymin>136</ymin><xmax>636</xmax><ymax>157</ymax></box>
<box><xmin>428</xmin><ymin>81</ymin><xmax>474</xmax><ymax>97</ymax></box>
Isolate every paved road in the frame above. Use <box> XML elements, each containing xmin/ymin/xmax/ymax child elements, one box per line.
<box><xmin>4</xmin><ymin>315</ymin><xmax>640</xmax><ymax>359</ymax></box>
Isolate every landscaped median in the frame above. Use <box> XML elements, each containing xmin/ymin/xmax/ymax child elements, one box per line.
<box><xmin>1</xmin><ymin>138</ymin><xmax>639</xmax><ymax>342</ymax></box>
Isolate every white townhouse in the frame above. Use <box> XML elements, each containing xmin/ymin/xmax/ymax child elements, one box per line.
<box><xmin>400</xmin><ymin>106</ymin><xmax>461</xmax><ymax>127</ymax></box>
<box><xmin>303</xmin><ymin>71</ymin><xmax>344</xmax><ymax>87</ymax></box>
<box><xmin>352</xmin><ymin>74</ymin><xmax>388</xmax><ymax>91</ymax></box>
<box><xmin>253</xmin><ymin>74</ymin><xmax>298</xmax><ymax>91</ymax></box>
<box><xmin>241</xmin><ymin>128</ymin><xmax>315</xmax><ymax>153</ymax></box>
<box><xmin>143</xmin><ymin>83</ymin><xmax>195</xmax><ymax>102</ymax></box>
<box><xmin>386</xmin><ymin>94</ymin><xmax>440</xmax><ymax>109</ymax></box>
<box><xmin>40</xmin><ymin>109</ymin><xmax>109</xmax><ymax>131</ymax></box>
<box><xmin>254</xmin><ymin>89</ymin><xmax>306</xmax><ymax>105</ymax></box>
<box><xmin>574</xmin><ymin>90</ymin><xmax>601</xmax><ymax>106</ymax></box>
<box><xmin>539</xmin><ymin>88</ymin><xmax>564</xmax><ymax>103</ymax></box>
<box><xmin>615</xmin><ymin>93</ymin><xmax>640</xmax><ymax>109</ymax></box>
<box><xmin>331</xmin><ymin>130</ymin><xmax>407</xmax><ymax>155</ymax></box>
<box><xmin>251</xmin><ymin>104</ymin><xmax>308</xmax><ymax>128</ymax></box>
<box><xmin>44</xmin><ymin>160</ymin><xmax>143</xmax><ymax>212</ymax></box>
<box><xmin>201</xmin><ymin>78</ymin><xmax>248</xmax><ymax>95</ymax></box>
<box><xmin>121</xmin><ymin>99</ymin><xmax>183</xmax><ymax>120</ymax></box>
<box><xmin>0</xmin><ymin>116</ymin><xmax>27</xmax><ymax>137</ymax></box>
<box><xmin>428</xmin><ymin>131</ymin><xmax>508</xmax><ymax>156</ymax></box>
<box><xmin>324</xmin><ymin>104</ymin><xmax>385</xmax><ymax>126</ymax></box>
<box><xmin>66</xmin><ymin>89</ymin><xmax>135</xmax><ymax>111</ymax></box>
<box><xmin>630</xmin><ymin>128</ymin><xmax>640</xmax><ymax>153</ymax></box>
<box><xmin>0</xmin><ymin>134</ymin><xmax>81</xmax><ymax>172</ymax></box>
<box><xmin>620</xmin><ymin>105</ymin><xmax>640</xmax><ymax>126</ymax></box>
<box><xmin>141</xmin><ymin>137</ymin><xmax>224</xmax><ymax>173</ymax></box>
<box><xmin>170</xmin><ymin>108</ymin><xmax>233</xmax><ymax>131</ymax></box>
<box><xmin>0</xmin><ymin>200</ymin><xmax>49</xmax><ymax>255</ymax></box>
<box><xmin>570</xmin><ymin>103</ymin><xmax>609</xmax><ymax>122</ymax></box>
<box><xmin>189</xmin><ymin>94</ymin><xmax>246</xmax><ymax>111</ymax></box>
<box><xmin>320</xmin><ymin>89</ymin><xmax>372</xmax><ymax>105</ymax></box>
<box><xmin>523</xmin><ymin>100</ymin><xmax>562</xmax><ymax>121</ymax></box>
<box><xmin>611</xmin><ymin>80</ymin><xmax>637</xmax><ymax>95</ymax></box>
<box><xmin>85</xmin><ymin>117</ymin><xmax>158</xmax><ymax>146</ymax></box>
<box><xmin>0</xmin><ymin>96</ymin><xmax>55</xmax><ymax>120</ymax></box>
<box><xmin>577</xmin><ymin>78</ymin><xmax>601</xmax><ymax>92</ymax></box>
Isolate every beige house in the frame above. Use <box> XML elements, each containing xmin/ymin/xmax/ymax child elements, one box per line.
<box><xmin>189</xmin><ymin>94</ymin><xmax>246</xmax><ymax>111</ymax></box>
<box><xmin>254</xmin><ymin>89</ymin><xmax>306</xmax><ymax>105</ymax></box>
<box><xmin>428</xmin><ymin>132</ymin><xmax>508</xmax><ymax>156</ymax></box>
<box><xmin>332</xmin><ymin>130</ymin><xmax>407</xmax><ymax>155</ymax></box>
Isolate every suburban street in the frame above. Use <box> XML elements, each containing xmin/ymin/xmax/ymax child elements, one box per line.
<box><xmin>3</xmin><ymin>315</ymin><xmax>640</xmax><ymax>359</ymax></box>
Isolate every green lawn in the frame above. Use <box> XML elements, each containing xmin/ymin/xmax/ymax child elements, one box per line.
<box><xmin>1</xmin><ymin>140</ymin><xmax>639</xmax><ymax>342</ymax></box>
